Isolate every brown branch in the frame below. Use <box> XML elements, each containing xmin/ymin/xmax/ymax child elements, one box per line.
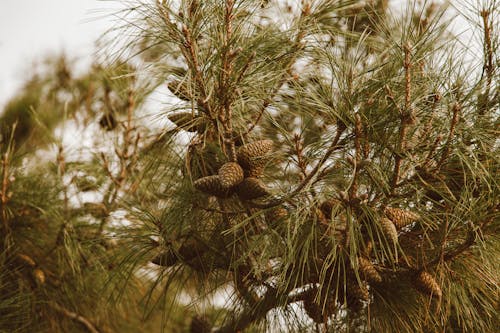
<box><xmin>437</xmin><ymin>103</ymin><xmax>460</xmax><ymax>167</ymax></box>
<box><xmin>180</xmin><ymin>24</ymin><xmax>213</xmax><ymax>117</ymax></box>
<box><xmin>349</xmin><ymin>113</ymin><xmax>363</xmax><ymax>201</ymax></box>
<box><xmin>479</xmin><ymin>9</ymin><xmax>493</xmax><ymax>115</ymax></box>
<box><xmin>293</xmin><ymin>134</ymin><xmax>307</xmax><ymax>180</ymax></box>
<box><xmin>1</xmin><ymin>152</ymin><xmax>10</xmax><ymax>232</ymax></box>
<box><xmin>390</xmin><ymin>44</ymin><xmax>413</xmax><ymax>194</ymax></box>
<box><xmin>423</xmin><ymin>227</ymin><xmax>477</xmax><ymax>269</ymax></box>
<box><xmin>49</xmin><ymin>302</ymin><xmax>101</xmax><ymax>333</ymax></box>
<box><xmin>220</xmin><ymin>0</ymin><xmax>237</xmax><ymax>161</ymax></box>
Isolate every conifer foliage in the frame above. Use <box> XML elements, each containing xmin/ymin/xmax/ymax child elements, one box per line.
<box><xmin>1</xmin><ymin>0</ymin><xmax>499</xmax><ymax>332</ymax></box>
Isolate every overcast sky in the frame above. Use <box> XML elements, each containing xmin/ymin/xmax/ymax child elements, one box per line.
<box><xmin>0</xmin><ymin>0</ymin><xmax>122</xmax><ymax>109</ymax></box>
<box><xmin>0</xmin><ymin>1</ymin><xmax>478</xmax><ymax>111</ymax></box>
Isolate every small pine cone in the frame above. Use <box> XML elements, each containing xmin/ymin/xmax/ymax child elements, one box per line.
<box><xmin>379</xmin><ymin>217</ymin><xmax>398</xmax><ymax>244</ymax></box>
<box><xmin>345</xmin><ymin>283</ymin><xmax>369</xmax><ymax>312</ymax></box>
<box><xmin>167</xmin><ymin>112</ymin><xmax>207</xmax><ymax>132</ymax></box>
<box><xmin>303</xmin><ymin>298</ymin><xmax>324</xmax><ymax>323</ymax></box>
<box><xmin>236</xmin><ymin>177</ymin><xmax>269</xmax><ymax>200</ymax></box>
<box><xmin>358</xmin><ymin>257</ymin><xmax>382</xmax><ymax>284</ymax></box>
<box><xmin>17</xmin><ymin>253</ymin><xmax>36</xmax><ymax>267</ymax></box>
<box><xmin>99</xmin><ymin>112</ymin><xmax>117</xmax><ymax>131</ymax></box>
<box><xmin>303</xmin><ymin>291</ymin><xmax>335</xmax><ymax>324</ymax></box>
<box><xmin>414</xmin><ymin>271</ymin><xmax>442</xmax><ymax>298</ymax></box>
<box><xmin>194</xmin><ymin>175</ymin><xmax>230</xmax><ymax>197</ymax></box>
<box><xmin>246</xmin><ymin>164</ymin><xmax>266</xmax><ymax>177</ymax></box>
<box><xmin>320</xmin><ymin>198</ymin><xmax>341</xmax><ymax>218</ymax></box>
<box><xmin>168</xmin><ymin>80</ymin><xmax>191</xmax><ymax>101</ymax></box>
<box><xmin>151</xmin><ymin>250</ymin><xmax>178</xmax><ymax>267</ymax></box>
<box><xmin>384</xmin><ymin>207</ymin><xmax>420</xmax><ymax>229</ymax></box>
<box><xmin>265</xmin><ymin>206</ymin><xmax>288</xmax><ymax>223</ymax></box>
<box><xmin>178</xmin><ymin>238</ymin><xmax>208</xmax><ymax>261</ymax></box>
<box><xmin>33</xmin><ymin>268</ymin><xmax>46</xmax><ymax>286</ymax></box>
<box><xmin>363</xmin><ymin>239</ymin><xmax>373</xmax><ymax>256</ymax></box>
<box><xmin>349</xmin><ymin>283</ymin><xmax>369</xmax><ymax>302</ymax></box>
<box><xmin>218</xmin><ymin>162</ymin><xmax>244</xmax><ymax>189</ymax></box>
<box><xmin>237</xmin><ymin>140</ymin><xmax>273</xmax><ymax>176</ymax></box>
<box><xmin>189</xmin><ymin>315</ymin><xmax>211</xmax><ymax>333</ymax></box>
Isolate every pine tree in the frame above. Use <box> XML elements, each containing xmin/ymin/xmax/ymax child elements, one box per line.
<box><xmin>1</xmin><ymin>0</ymin><xmax>498</xmax><ymax>332</ymax></box>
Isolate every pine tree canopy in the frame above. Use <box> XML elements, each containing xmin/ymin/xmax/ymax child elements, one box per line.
<box><xmin>1</xmin><ymin>1</ymin><xmax>498</xmax><ymax>332</ymax></box>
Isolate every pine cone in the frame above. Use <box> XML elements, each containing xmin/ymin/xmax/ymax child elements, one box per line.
<box><xmin>16</xmin><ymin>253</ymin><xmax>36</xmax><ymax>267</ymax></box>
<box><xmin>384</xmin><ymin>207</ymin><xmax>420</xmax><ymax>229</ymax></box>
<box><xmin>194</xmin><ymin>175</ymin><xmax>231</xmax><ymax>197</ymax></box>
<box><xmin>190</xmin><ymin>315</ymin><xmax>211</xmax><ymax>333</ymax></box>
<box><xmin>414</xmin><ymin>271</ymin><xmax>442</xmax><ymax>298</ymax></box>
<box><xmin>237</xmin><ymin>140</ymin><xmax>273</xmax><ymax>177</ymax></box>
<box><xmin>151</xmin><ymin>250</ymin><xmax>178</xmax><ymax>267</ymax></box>
<box><xmin>319</xmin><ymin>198</ymin><xmax>341</xmax><ymax>218</ymax></box>
<box><xmin>167</xmin><ymin>112</ymin><xmax>207</xmax><ymax>132</ymax></box>
<box><xmin>218</xmin><ymin>162</ymin><xmax>244</xmax><ymax>189</ymax></box>
<box><xmin>33</xmin><ymin>268</ymin><xmax>46</xmax><ymax>286</ymax></box>
<box><xmin>379</xmin><ymin>217</ymin><xmax>398</xmax><ymax>244</ymax></box>
<box><xmin>178</xmin><ymin>238</ymin><xmax>208</xmax><ymax>262</ymax></box>
<box><xmin>236</xmin><ymin>177</ymin><xmax>269</xmax><ymax>200</ymax></box>
<box><xmin>265</xmin><ymin>206</ymin><xmax>288</xmax><ymax>223</ymax></box>
<box><xmin>345</xmin><ymin>283</ymin><xmax>369</xmax><ymax>312</ymax></box>
<box><xmin>168</xmin><ymin>80</ymin><xmax>192</xmax><ymax>101</ymax></box>
<box><xmin>303</xmin><ymin>290</ymin><xmax>336</xmax><ymax>324</ymax></box>
<box><xmin>99</xmin><ymin>112</ymin><xmax>117</xmax><ymax>131</ymax></box>
<box><xmin>358</xmin><ymin>257</ymin><xmax>382</xmax><ymax>283</ymax></box>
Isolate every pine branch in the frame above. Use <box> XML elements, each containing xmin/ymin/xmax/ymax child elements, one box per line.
<box><xmin>48</xmin><ymin>302</ymin><xmax>101</xmax><ymax>333</ymax></box>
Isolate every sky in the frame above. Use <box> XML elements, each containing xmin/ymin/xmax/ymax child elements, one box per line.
<box><xmin>0</xmin><ymin>0</ymin><xmax>122</xmax><ymax>109</ymax></box>
<box><xmin>0</xmin><ymin>1</ymin><xmax>479</xmax><ymax>111</ymax></box>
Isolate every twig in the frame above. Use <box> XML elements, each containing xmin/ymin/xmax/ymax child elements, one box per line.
<box><xmin>437</xmin><ymin>103</ymin><xmax>460</xmax><ymax>168</ymax></box>
<box><xmin>180</xmin><ymin>24</ymin><xmax>213</xmax><ymax>117</ymax></box>
<box><xmin>349</xmin><ymin>113</ymin><xmax>363</xmax><ymax>201</ymax></box>
<box><xmin>390</xmin><ymin>43</ymin><xmax>413</xmax><ymax>193</ymax></box>
<box><xmin>48</xmin><ymin>302</ymin><xmax>101</xmax><ymax>333</ymax></box>
<box><xmin>220</xmin><ymin>0</ymin><xmax>237</xmax><ymax>161</ymax></box>
<box><xmin>251</xmin><ymin>126</ymin><xmax>344</xmax><ymax>209</ymax></box>
<box><xmin>1</xmin><ymin>152</ymin><xmax>10</xmax><ymax>233</ymax></box>
<box><xmin>479</xmin><ymin>9</ymin><xmax>493</xmax><ymax>115</ymax></box>
<box><xmin>293</xmin><ymin>134</ymin><xmax>307</xmax><ymax>180</ymax></box>
<box><xmin>239</xmin><ymin>1</ymin><xmax>311</xmax><ymax>139</ymax></box>
<box><xmin>423</xmin><ymin>226</ymin><xmax>477</xmax><ymax>269</ymax></box>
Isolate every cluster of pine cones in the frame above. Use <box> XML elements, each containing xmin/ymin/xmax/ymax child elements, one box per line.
<box><xmin>165</xmin><ymin>111</ymin><xmax>442</xmax><ymax>323</ymax></box>
<box><xmin>193</xmin><ymin>139</ymin><xmax>273</xmax><ymax>201</ymax></box>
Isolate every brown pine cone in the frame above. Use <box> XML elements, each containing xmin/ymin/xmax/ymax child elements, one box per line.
<box><xmin>218</xmin><ymin>162</ymin><xmax>244</xmax><ymax>189</ymax></box>
<box><xmin>167</xmin><ymin>112</ymin><xmax>207</xmax><ymax>132</ymax></box>
<box><xmin>265</xmin><ymin>206</ymin><xmax>288</xmax><ymax>223</ymax></box>
<box><xmin>16</xmin><ymin>253</ymin><xmax>36</xmax><ymax>267</ymax></box>
<box><xmin>237</xmin><ymin>140</ymin><xmax>273</xmax><ymax>177</ymax></box>
<box><xmin>168</xmin><ymin>80</ymin><xmax>192</xmax><ymax>101</ymax></box>
<box><xmin>236</xmin><ymin>177</ymin><xmax>270</xmax><ymax>200</ymax></box>
<box><xmin>151</xmin><ymin>250</ymin><xmax>178</xmax><ymax>267</ymax></box>
<box><xmin>194</xmin><ymin>175</ymin><xmax>231</xmax><ymax>197</ymax></box>
<box><xmin>189</xmin><ymin>315</ymin><xmax>211</xmax><ymax>333</ymax></box>
<box><xmin>379</xmin><ymin>217</ymin><xmax>398</xmax><ymax>244</ymax></box>
<box><xmin>319</xmin><ymin>198</ymin><xmax>341</xmax><ymax>218</ymax></box>
<box><xmin>345</xmin><ymin>283</ymin><xmax>369</xmax><ymax>312</ymax></box>
<box><xmin>358</xmin><ymin>257</ymin><xmax>382</xmax><ymax>283</ymax></box>
<box><xmin>384</xmin><ymin>207</ymin><xmax>420</xmax><ymax>229</ymax></box>
<box><xmin>33</xmin><ymin>268</ymin><xmax>46</xmax><ymax>286</ymax></box>
<box><xmin>414</xmin><ymin>271</ymin><xmax>442</xmax><ymax>298</ymax></box>
<box><xmin>303</xmin><ymin>289</ymin><xmax>336</xmax><ymax>324</ymax></box>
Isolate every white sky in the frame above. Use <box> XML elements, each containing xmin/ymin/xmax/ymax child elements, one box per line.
<box><xmin>0</xmin><ymin>0</ymin><xmax>480</xmax><ymax>111</ymax></box>
<box><xmin>0</xmin><ymin>0</ymin><xmax>122</xmax><ymax>109</ymax></box>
